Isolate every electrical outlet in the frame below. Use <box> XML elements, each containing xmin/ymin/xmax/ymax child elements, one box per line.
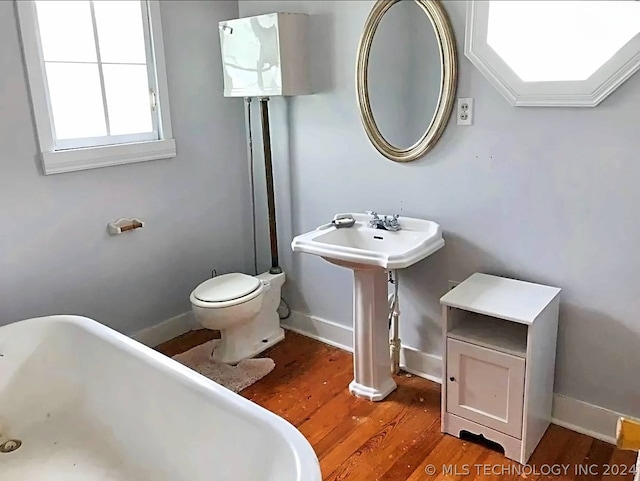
<box><xmin>457</xmin><ymin>98</ymin><xmax>473</xmax><ymax>126</ymax></box>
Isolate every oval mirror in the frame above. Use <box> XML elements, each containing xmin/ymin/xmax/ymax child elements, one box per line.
<box><xmin>356</xmin><ymin>0</ymin><xmax>457</xmax><ymax>162</ymax></box>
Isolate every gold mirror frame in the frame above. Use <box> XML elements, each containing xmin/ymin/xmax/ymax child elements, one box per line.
<box><xmin>356</xmin><ymin>0</ymin><xmax>458</xmax><ymax>162</ymax></box>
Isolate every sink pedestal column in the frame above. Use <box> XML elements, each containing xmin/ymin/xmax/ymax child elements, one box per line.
<box><xmin>348</xmin><ymin>267</ymin><xmax>397</xmax><ymax>401</ymax></box>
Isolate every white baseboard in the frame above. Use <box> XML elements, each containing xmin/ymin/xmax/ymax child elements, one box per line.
<box><xmin>399</xmin><ymin>345</ymin><xmax>442</xmax><ymax>384</ymax></box>
<box><xmin>283</xmin><ymin>311</ymin><xmax>442</xmax><ymax>382</ymax></box>
<box><xmin>132</xmin><ymin>311</ymin><xmax>196</xmax><ymax>347</ymax></box>
<box><xmin>283</xmin><ymin>310</ymin><xmax>626</xmax><ymax>445</ymax></box>
<box><xmin>551</xmin><ymin>395</ymin><xmax>622</xmax><ymax>445</ymax></box>
<box><xmin>282</xmin><ymin>311</ymin><xmax>353</xmax><ymax>351</ymax></box>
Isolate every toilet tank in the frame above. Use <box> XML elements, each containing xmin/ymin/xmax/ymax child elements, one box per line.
<box><xmin>218</xmin><ymin>13</ymin><xmax>311</xmax><ymax>97</ymax></box>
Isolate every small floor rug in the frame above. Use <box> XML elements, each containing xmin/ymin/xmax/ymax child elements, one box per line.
<box><xmin>173</xmin><ymin>340</ymin><xmax>275</xmax><ymax>393</ymax></box>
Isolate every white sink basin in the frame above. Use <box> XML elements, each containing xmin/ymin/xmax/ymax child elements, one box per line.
<box><xmin>291</xmin><ymin>213</ymin><xmax>445</xmax><ymax>402</ymax></box>
<box><xmin>291</xmin><ymin>213</ymin><xmax>444</xmax><ymax>270</ymax></box>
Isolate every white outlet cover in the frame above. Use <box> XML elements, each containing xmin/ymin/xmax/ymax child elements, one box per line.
<box><xmin>457</xmin><ymin>97</ymin><xmax>473</xmax><ymax>126</ymax></box>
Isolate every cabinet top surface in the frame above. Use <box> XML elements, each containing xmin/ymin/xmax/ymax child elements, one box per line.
<box><xmin>440</xmin><ymin>273</ymin><xmax>561</xmax><ymax>325</ymax></box>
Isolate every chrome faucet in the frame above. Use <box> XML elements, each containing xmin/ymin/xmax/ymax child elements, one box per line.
<box><xmin>367</xmin><ymin>212</ymin><xmax>401</xmax><ymax>231</ymax></box>
<box><xmin>367</xmin><ymin>212</ymin><xmax>384</xmax><ymax>229</ymax></box>
<box><xmin>383</xmin><ymin>214</ymin><xmax>401</xmax><ymax>231</ymax></box>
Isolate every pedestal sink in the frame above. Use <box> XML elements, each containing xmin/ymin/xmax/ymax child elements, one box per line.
<box><xmin>291</xmin><ymin>213</ymin><xmax>444</xmax><ymax>401</ymax></box>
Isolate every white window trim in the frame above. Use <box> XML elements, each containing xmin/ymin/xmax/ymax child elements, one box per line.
<box><xmin>17</xmin><ymin>0</ymin><xmax>176</xmax><ymax>174</ymax></box>
<box><xmin>466</xmin><ymin>1</ymin><xmax>640</xmax><ymax>107</ymax></box>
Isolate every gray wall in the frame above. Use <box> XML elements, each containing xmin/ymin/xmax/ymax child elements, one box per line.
<box><xmin>239</xmin><ymin>0</ymin><xmax>640</xmax><ymax>416</ymax></box>
<box><xmin>0</xmin><ymin>1</ymin><xmax>254</xmax><ymax>334</ymax></box>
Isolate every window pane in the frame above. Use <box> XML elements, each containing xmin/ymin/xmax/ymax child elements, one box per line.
<box><xmin>46</xmin><ymin>63</ymin><xmax>106</xmax><ymax>139</ymax></box>
<box><xmin>488</xmin><ymin>1</ymin><xmax>640</xmax><ymax>82</ymax></box>
<box><xmin>35</xmin><ymin>1</ymin><xmax>97</xmax><ymax>62</ymax></box>
<box><xmin>103</xmin><ymin>64</ymin><xmax>153</xmax><ymax>135</ymax></box>
<box><xmin>94</xmin><ymin>1</ymin><xmax>147</xmax><ymax>64</ymax></box>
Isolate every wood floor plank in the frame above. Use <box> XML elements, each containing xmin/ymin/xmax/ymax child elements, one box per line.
<box><xmin>430</xmin><ymin>439</ymin><xmax>487</xmax><ymax>481</ymax></box>
<box><xmin>607</xmin><ymin>447</ymin><xmax>639</xmax><ymax>481</ymax></box>
<box><xmin>317</xmin><ymin>374</ymin><xmax>434</xmax><ymax>468</ymax></box>
<box><xmin>243</xmin><ymin>335</ymin><xmax>349</xmax><ymax>405</ymax></box>
<box><xmin>280</xmin><ymin>366</ymin><xmax>356</xmax><ymax>426</ymax></box>
<box><xmin>297</xmin><ymin>387</ymin><xmax>373</xmax><ymax>445</ymax></box>
<box><xmin>458</xmin><ymin>449</ymin><xmax>518</xmax><ymax>481</ymax></box>
<box><xmin>577</xmin><ymin>439</ymin><xmax>615</xmax><ymax>481</ymax></box>
<box><xmin>310</xmin><ymin>390</ymin><xmax>383</xmax><ymax>459</ymax></box>
<box><xmin>244</xmin><ymin>339</ymin><xmax>353</xmax><ymax>424</ymax></box>
<box><xmin>377</xmin><ymin>418</ymin><xmax>445</xmax><ymax>481</ymax></box>
<box><xmin>325</xmin><ymin>409</ymin><xmax>440</xmax><ymax>481</ymax></box>
<box><xmin>537</xmin><ymin>430</ymin><xmax>593</xmax><ymax>481</ymax></box>
<box><xmin>318</xmin><ymin>393</ymin><xmax>411</xmax><ymax>470</ymax></box>
<box><xmin>360</xmin><ymin>386</ymin><xmax>442</xmax><ymax>481</ymax></box>
<box><xmin>155</xmin><ymin>328</ymin><xmax>218</xmax><ymax>357</ymax></box>
<box><xmin>156</xmin><ymin>329</ymin><xmax>637</xmax><ymax>481</ymax></box>
<box><xmin>404</xmin><ymin>434</ymin><xmax>473</xmax><ymax>481</ymax></box>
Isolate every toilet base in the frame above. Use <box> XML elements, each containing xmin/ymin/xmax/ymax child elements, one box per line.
<box><xmin>211</xmin><ymin>327</ymin><xmax>285</xmax><ymax>365</ymax></box>
<box><xmin>251</xmin><ymin>326</ymin><xmax>285</xmax><ymax>359</ymax></box>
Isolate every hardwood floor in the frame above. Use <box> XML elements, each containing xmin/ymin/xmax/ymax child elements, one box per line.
<box><xmin>156</xmin><ymin>330</ymin><xmax>637</xmax><ymax>481</ymax></box>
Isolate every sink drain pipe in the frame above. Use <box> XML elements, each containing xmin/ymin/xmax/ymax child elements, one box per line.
<box><xmin>388</xmin><ymin>270</ymin><xmax>401</xmax><ymax>374</ymax></box>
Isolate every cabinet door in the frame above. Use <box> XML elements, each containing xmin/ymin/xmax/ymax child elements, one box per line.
<box><xmin>446</xmin><ymin>338</ymin><xmax>525</xmax><ymax>439</ymax></box>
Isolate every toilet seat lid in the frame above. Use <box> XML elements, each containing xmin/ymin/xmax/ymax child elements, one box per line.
<box><xmin>193</xmin><ymin>273</ymin><xmax>261</xmax><ymax>303</ymax></box>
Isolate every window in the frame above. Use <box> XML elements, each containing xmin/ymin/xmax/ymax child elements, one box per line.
<box><xmin>18</xmin><ymin>0</ymin><xmax>175</xmax><ymax>174</ymax></box>
<box><xmin>466</xmin><ymin>1</ymin><xmax>640</xmax><ymax>107</ymax></box>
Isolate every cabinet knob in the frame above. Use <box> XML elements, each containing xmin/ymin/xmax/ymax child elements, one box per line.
<box><xmin>449</xmin><ymin>376</ymin><xmax>456</xmax><ymax>382</ymax></box>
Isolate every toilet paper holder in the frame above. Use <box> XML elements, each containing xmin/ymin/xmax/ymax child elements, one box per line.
<box><xmin>108</xmin><ymin>218</ymin><xmax>145</xmax><ymax>235</ymax></box>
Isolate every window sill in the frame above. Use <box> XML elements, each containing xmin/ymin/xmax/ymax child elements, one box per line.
<box><xmin>41</xmin><ymin>138</ymin><xmax>177</xmax><ymax>175</ymax></box>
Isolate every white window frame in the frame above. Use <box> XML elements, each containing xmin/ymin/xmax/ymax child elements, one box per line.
<box><xmin>466</xmin><ymin>1</ymin><xmax>640</xmax><ymax>107</ymax></box>
<box><xmin>17</xmin><ymin>0</ymin><xmax>176</xmax><ymax>174</ymax></box>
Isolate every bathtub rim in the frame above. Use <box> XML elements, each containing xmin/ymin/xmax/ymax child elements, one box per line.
<box><xmin>1</xmin><ymin>315</ymin><xmax>321</xmax><ymax>481</ymax></box>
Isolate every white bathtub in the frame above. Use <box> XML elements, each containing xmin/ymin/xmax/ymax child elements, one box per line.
<box><xmin>0</xmin><ymin>315</ymin><xmax>321</xmax><ymax>481</ymax></box>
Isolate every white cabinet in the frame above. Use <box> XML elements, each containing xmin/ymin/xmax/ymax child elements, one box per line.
<box><xmin>440</xmin><ymin>273</ymin><xmax>561</xmax><ymax>464</ymax></box>
<box><xmin>446</xmin><ymin>338</ymin><xmax>525</xmax><ymax>438</ymax></box>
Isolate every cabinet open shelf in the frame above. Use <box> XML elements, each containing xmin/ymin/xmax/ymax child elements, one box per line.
<box><xmin>447</xmin><ymin>312</ymin><xmax>528</xmax><ymax>358</ymax></box>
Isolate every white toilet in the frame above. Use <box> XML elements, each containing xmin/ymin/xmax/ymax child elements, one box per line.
<box><xmin>190</xmin><ymin>271</ymin><xmax>286</xmax><ymax>364</ymax></box>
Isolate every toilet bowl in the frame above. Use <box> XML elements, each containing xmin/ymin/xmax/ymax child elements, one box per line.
<box><xmin>190</xmin><ymin>271</ymin><xmax>286</xmax><ymax>364</ymax></box>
